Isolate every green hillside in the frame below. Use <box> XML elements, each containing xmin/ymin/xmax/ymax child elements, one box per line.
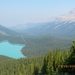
<box><xmin>0</xmin><ymin>33</ymin><xmax>75</xmax><ymax>74</ymax></box>
<box><xmin>0</xmin><ymin>34</ymin><xmax>74</xmax><ymax>57</ymax></box>
<box><xmin>8</xmin><ymin>35</ymin><xmax>73</xmax><ymax>57</ymax></box>
<box><xmin>0</xmin><ymin>55</ymin><xmax>13</xmax><ymax>61</ymax></box>
<box><xmin>0</xmin><ymin>42</ymin><xmax>74</xmax><ymax>75</ymax></box>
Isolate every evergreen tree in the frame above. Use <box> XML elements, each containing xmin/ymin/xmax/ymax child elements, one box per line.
<box><xmin>59</xmin><ymin>41</ymin><xmax>75</xmax><ymax>75</ymax></box>
<box><xmin>41</xmin><ymin>56</ymin><xmax>48</xmax><ymax>75</ymax></box>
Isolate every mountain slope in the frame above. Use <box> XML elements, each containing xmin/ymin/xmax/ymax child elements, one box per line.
<box><xmin>10</xmin><ymin>8</ymin><xmax>75</xmax><ymax>37</ymax></box>
<box><xmin>10</xmin><ymin>23</ymin><xmax>42</xmax><ymax>32</ymax></box>
<box><xmin>0</xmin><ymin>25</ymin><xmax>18</xmax><ymax>36</ymax></box>
<box><xmin>19</xmin><ymin>21</ymin><xmax>75</xmax><ymax>37</ymax></box>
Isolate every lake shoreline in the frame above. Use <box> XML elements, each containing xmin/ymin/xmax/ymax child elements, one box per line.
<box><xmin>0</xmin><ymin>41</ymin><xmax>25</xmax><ymax>59</ymax></box>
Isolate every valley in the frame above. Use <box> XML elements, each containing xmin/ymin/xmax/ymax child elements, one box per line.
<box><xmin>0</xmin><ymin>7</ymin><xmax>75</xmax><ymax>75</ymax></box>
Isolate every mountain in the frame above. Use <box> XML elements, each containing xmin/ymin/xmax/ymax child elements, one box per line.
<box><xmin>54</xmin><ymin>8</ymin><xmax>75</xmax><ymax>22</ymax></box>
<box><xmin>10</xmin><ymin>8</ymin><xmax>75</xmax><ymax>37</ymax></box>
<box><xmin>20</xmin><ymin>21</ymin><xmax>75</xmax><ymax>37</ymax></box>
<box><xmin>10</xmin><ymin>23</ymin><xmax>42</xmax><ymax>32</ymax></box>
<box><xmin>0</xmin><ymin>25</ymin><xmax>18</xmax><ymax>36</ymax></box>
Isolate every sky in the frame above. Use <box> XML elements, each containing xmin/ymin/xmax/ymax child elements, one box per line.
<box><xmin>0</xmin><ymin>0</ymin><xmax>75</xmax><ymax>27</ymax></box>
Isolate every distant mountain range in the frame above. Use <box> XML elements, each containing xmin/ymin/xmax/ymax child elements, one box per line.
<box><xmin>10</xmin><ymin>8</ymin><xmax>75</xmax><ymax>37</ymax></box>
<box><xmin>0</xmin><ymin>25</ymin><xmax>18</xmax><ymax>36</ymax></box>
<box><xmin>20</xmin><ymin>21</ymin><xmax>75</xmax><ymax>36</ymax></box>
<box><xmin>2</xmin><ymin>8</ymin><xmax>75</xmax><ymax>37</ymax></box>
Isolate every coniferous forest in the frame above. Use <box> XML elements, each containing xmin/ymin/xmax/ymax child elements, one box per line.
<box><xmin>1</xmin><ymin>0</ymin><xmax>75</xmax><ymax>75</ymax></box>
<box><xmin>0</xmin><ymin>40</ymin><xmax>75</xmax><ymax>75</ymax></box>
<box><xmin>0</xmin><ymin>36</ymin><xmax>75</xmax><ymax>75</ymax></box>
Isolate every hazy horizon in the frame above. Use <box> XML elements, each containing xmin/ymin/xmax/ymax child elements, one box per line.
<box><xmin>0</xmin><ymin>0</ymin><xmax>75</xmax><ymax>27</ymax></box>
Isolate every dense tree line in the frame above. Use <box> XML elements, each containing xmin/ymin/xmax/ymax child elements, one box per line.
<box><xmin>8</xmin><ymin>35</ymin><xmax>72</xmax><ymax>57</ymax></box>
<box><xmin>0</xmin><ymin>48</ymin><xmax>72</xmax><ymax>75</ymax></box>
<box><xmin>0</xmin><ymin>56</ymin><xmax>43</xmax><ymax>75</ymax></box>
<box><xmin>0</xmin><ymin>34</ymin><xmax>73</xmax><ymax>57</ymax></box>
<box><xmin>0</xmin><ymin>35</ymin><xmax>75</xmax><ymax>75</ymax></box>
<box><xmin>41</xmin><ymin>49</ymin><xmax>70</xmax><ymax>75</ymax></box>
<box><xmin>41</xmin><ymin>41</ymin><xmax>75</xmax><ymax>75</ymax></box>
<box><xmin>19</xmin><ymin>35</ymin><xmax>73</xmax><ymax>57</ymax></box>
<box><xmin>58</xmin><ymin>41</ymin><xmax>75</xmax><ymax>75</ymax></box>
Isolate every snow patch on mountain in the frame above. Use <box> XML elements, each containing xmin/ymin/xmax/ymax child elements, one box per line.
<box><xmin>54</xmin><ymin>25</ymin><xmax>61</xmax><ymax>29</ymax></box>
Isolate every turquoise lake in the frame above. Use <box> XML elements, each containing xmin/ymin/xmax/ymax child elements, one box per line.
<box><xmin>0</xmin><ymin>41</ymin><xmax>25</xmax><ymax>59</ymax></box>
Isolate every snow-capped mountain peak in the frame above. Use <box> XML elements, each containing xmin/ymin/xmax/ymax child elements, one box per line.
<box><xmin>69</xmin><ymin>8</ymin><xmax>75</xmax><ymax>14</ymax></box>
<box><xmin>53</xmin><ymin>8</ymin><xmax>75</xmax><ymax>22</ymax></box>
